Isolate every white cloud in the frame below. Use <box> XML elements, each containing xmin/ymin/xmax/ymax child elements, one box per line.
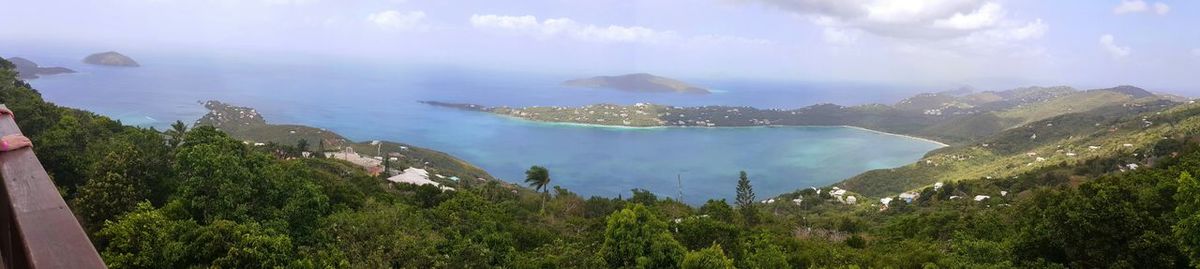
<box><xmin>469</xmin><ymin>14</ymin><xmax>769</xmax><ymax>46</ymax></box>
<box><xmin>1113</xmin><ymin>0</ymin><xmax>1148</xmax><ymax>14</ymax></box>
<box><xmin>1100</xmin><ymin>34</ymin><xmax>1131</xmax><ymax>59</ymax></box>
<box><xmin>1004</xmin><ymin>19</ymin><xmax>1048</xmax><ymax>41</ymax></box>
<box><xmin>747</xmin><ymin>0</ymin><xmax>1046</xmax><ymax>59</ymax></box>
<box><xmin>367</xmin><ymin>10</ymin><xmax>429</xmax><ymax>31</ymax></box>
<box><xmin>685</xmin><ymin>34</ymin><xmax>774</xmax><ymax>47</ymax></box>
<box><xmin>261</xmin><ymin>0</ymin><xmax>316</xmax><ymax>5</ymax></box>
<box><xmin>1154</xmin><ymin>2</ymin><xmax>1170</xmax><ymax>15</ymax></box>
<box><xmin>471</xmin><ymin>14</ymin><xmax>670</xmax><ymax>43</ymax></box>
<box><xmin>748</xmin><ymin>0</ymin><xmax>1035</xmax><ymax>40</ymax></box>
<box><xmin>822</xmin><ymin>27</ymin><xmax>860</xmax><ymax>45</ymax></box>
<box><xmin>469</xmin><ymin>15</ymin><xmax>540</xmax><ymax>31</ymax></box>
<box><xmin>932</xmin><ymin>2</ymin><xmax>1004</xmax><ymax>30</ymax></box>
<box><xmin>1113</xmin><ymin>1</ymin><xmax>1169</xmax><ymax>15</ymax></box>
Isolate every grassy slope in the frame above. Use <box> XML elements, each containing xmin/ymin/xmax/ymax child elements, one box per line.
<box><xmin>837</xmin><ymin>98</ymin><xmax>1188</xmax><ymax>197</ymax></box>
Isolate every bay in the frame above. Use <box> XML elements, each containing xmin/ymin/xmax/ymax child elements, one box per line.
<box><xmin>19</xmin><ymin>51</ymin><xmax>941</xmax><ymax>203</ymax></box>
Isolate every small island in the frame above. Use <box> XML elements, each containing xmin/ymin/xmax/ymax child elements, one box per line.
<box><xmin>6</xmin><ymin>57</ymin><xmax>75</xmax><ymax>79</ymax></box>
<box><xmin>563</xmin><ymin>73</ymin><xmax>711</xmax><ymax>94</ymax></box>
<box><xmin>83</xmin><ymin>51</ymin><xmax>140</xmax><ymax>67</ymax></box>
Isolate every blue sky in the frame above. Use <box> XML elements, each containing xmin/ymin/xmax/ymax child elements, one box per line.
<box><xmin>2</xmin><ymin>0</ymin><xmax>1197</xmax><ymax>92</ymax></box>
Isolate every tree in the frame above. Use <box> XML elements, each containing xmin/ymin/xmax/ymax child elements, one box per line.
<box><xmin>735</xmin><ymin>171</ymin><xmax>758</xmax><ymax>225</ymax></box>
<box><xmin>525</xmin><ymin>165</ymin><xmax>551</xmax><ymax>213</ymax></box>
<box><xmin>1176</xmin><ymin>172</ymin><xmax>1200</xmax><ymax>267</ymax></box>
<box><xmin>190</xmin><ymin>219</ymin><xmax>295</xmax><ymax>268</ymax></box>
<box><xmin>95</xmin><ymin>202</ymin><xmax>195</xmax><ymax>269</ymax></box>
<box><xmin>699</xmin><ymin>199</ymin><xmax>735</xmax><ymax>223</ymax></box>
<box><xmin>166</xmin><ymin>120</ymin><xmax>187</xmax><ymax>148</ymax></box>
<box><xmin>74</xmin><ymin>129</ymin><xmax>174</xmax><ymax>228</ymax></box>
<box><xmin>672</xmin><ymin>217</ymin><xmax>741</xmax><ymax>255</ymax></box>
<box><xmin>599</xmin><ymin>204</ymin><xmax>685</xmax><ymax>268</ymax></box>
<box><xmin>315</xmin><ymin>139</ymin><xmax>326</xmax><ymax>159</ymax></box>
<box><xmin>322</xmin><ymin>201</ymin><xmax>443</xmax><ymax>268</ymax></box>
<box><xmin>630</xmin><ymin>188</ymin><xmax>658</xmax><ymax>206</ymax></box>
<box><xmin>296</xmin><ymin>139</ymin><xmax>309</xmax><ymax>153</ymax></box>
<box><xmin>381</xmin><ymin>152</ymin><xmax>391</xmax><ymax>178</ymax></box>
<box><xmin>681</xmin><ymin>244</ymin><xmax>735</xmax><ymax>269</ymax></box>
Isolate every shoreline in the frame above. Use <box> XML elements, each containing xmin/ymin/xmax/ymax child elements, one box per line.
<box><xmin>489</xmin><ymin>113</ymin><xmax>950</xmax><ymax>147</ymax></box>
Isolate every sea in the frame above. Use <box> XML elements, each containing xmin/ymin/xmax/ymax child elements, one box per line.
<box><xmin>9</xmin><ymin>48</ymin><xmax>942</xmax><ymax>204</ymax></box>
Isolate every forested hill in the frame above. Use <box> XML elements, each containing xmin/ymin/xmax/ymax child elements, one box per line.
<box><xmin>4</xmin><ymin>58</ymin><xmax>1200</xmax><ymax>268</ymax></box>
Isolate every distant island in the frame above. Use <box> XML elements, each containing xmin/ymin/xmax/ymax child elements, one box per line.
<box><xmin>83</xmin><ymin>51</ymin><xmax>139</xmax><ymax>67</ymax></box>
<box><xmin>563</xmin><ymin>73</ymin><xmax>711</xmax><ymax>94</ymax></box>
<box><xmin>424</xmin><ymin>85</ymin><xmax>1174</xmax><ymax>145</ymax></box>
<box><xmin>5</xmin><ymin>57</ymin><xmax>75</xmax><ymax>79</ymax></box>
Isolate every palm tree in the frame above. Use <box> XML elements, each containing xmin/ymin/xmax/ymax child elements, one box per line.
<box><xmin>525</xmin><ymin>165</ymin><xmax>551</xmax><ymax>214</ymax></box>
<box><xmin>166</xmin><ymin>120</ymin><xmax>188</xmax><ymax>148</ymax></box>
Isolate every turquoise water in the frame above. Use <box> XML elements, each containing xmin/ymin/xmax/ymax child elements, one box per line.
<box><xmin>15</xmin><ymin>51</ymin><xmax>940</xmax><ymax>203</ymax></box>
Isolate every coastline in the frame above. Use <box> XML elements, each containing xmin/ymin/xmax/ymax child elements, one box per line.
<box><xmin>490</xmin><ymin>113</ymin><xmax>950</xmax><ymax>147</ymax></box>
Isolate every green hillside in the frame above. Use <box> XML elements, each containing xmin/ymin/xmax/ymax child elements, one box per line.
<box><xmin>838</xmin><ymin>96</ymin><xmax>1185</xmax><ymax>197</ymax></box>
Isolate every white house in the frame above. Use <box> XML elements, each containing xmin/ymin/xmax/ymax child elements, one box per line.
<box><xmin>880</xmin><ymin>197</ymin><xmax>894</xmax><ymax>205</ymax></box>
<box><xmin>974</xmin><ymin>195</ymin><xmax>990</xmax><ymax>201</ymax></box>
<box><xmin>899</xmin><ymin>192</ymin><xmax>919</xmax><ymax>203</ymax></box>
<box><xmin>830</xmin><ymin>189</ymin><xmax>847</xmax><ymax>197</ymax></box>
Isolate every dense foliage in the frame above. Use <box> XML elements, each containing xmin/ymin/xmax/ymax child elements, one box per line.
<box><xmin>4</xmin><ymin>58</ymin><xmax>1200</xmax><ymax>268</ymax></box>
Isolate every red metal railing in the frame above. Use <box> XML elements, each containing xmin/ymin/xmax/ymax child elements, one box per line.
<box><xmin>0</xmin><ymin>105</ymin><xmax>106</xmax><ymax>269</ymax></box>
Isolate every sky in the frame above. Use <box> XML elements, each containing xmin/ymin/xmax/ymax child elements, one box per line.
<box><xmin>1</xmin><ymin>0</ymin><xmax>1197</xmax><ymax>92</ymax></box>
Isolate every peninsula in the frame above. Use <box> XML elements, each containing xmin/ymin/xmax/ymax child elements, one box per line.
<box><xmin>563</xmin><ymin>73</ymin><xmax>711</xmax><ymax>94</ymax></box>
<box><xmin>5</xmin><ymin>57</ymin><xmax>75</xmax><ymax>79</ymax></box>
<box><xmin>195</xmin><ymin>100</ymin><xmax>494</xmax><ymax>182</ymax></box>
<box><xmin>424</xmin><ymin>85</ymin><xmax>1174</xmax><ymax>145</ymax></box>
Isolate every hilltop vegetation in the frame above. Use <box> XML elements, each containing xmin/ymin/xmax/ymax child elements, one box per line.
<box><xmin>5</xmin><ymin>58</ymin><xmax>1200</xmax><ymax>268</ymax></box>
